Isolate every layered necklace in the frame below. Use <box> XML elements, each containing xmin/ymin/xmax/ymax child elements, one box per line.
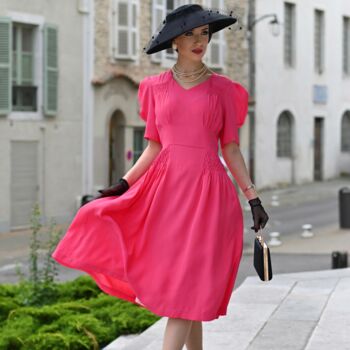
<box><xmin>171</xmin><ymin>62</ymin><xmax>214</xmax><ymax>84</ymax></box>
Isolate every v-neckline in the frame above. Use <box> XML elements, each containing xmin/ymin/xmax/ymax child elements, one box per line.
<box><xmin>169</xmin><ymin>69</ymin><xmax>215</xmax><ymax>92</ymax></box>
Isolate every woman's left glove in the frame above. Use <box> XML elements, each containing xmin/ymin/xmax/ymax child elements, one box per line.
<box><xmin>248</xmin><ymin>197</ymin><xmax>269</xmax><ymax>232</ymax></box>
<box><xmin>96</xmin><ymin>178</ymin><xmax>130</xmax><ymax>198</ymax></box>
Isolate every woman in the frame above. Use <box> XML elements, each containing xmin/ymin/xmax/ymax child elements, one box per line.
<box><xmin>53</xmin><ymin>4</ymin><xmax>269</xmax><ymax>350</ymax></box>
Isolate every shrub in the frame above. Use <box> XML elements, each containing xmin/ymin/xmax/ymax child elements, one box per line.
<box><xmin>0</xmin><ymin>204</ymin><xmax>161</xmax><ymax>349</ymax></box>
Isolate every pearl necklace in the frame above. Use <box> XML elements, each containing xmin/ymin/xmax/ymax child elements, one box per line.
<box><xmin>171</xmin><ymin>63</ymin><xmax>214</xmax><ymax>83</ymax></box>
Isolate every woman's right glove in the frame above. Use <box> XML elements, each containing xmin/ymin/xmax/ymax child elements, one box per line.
<box><xmin>248</xmin><ymin>197</ymin><xmax>269</xmax><ymax>232</ymax></box>
<box><xmin>96</xmin><ymin>178</ymin><xmax>130</xmax><ymax>198</ymax></box>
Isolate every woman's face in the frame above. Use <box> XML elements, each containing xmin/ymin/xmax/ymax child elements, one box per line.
<box><xmin>173</xmin><ymin>24</ymin><xmax>210</xmax><ymax>61</ymax></box>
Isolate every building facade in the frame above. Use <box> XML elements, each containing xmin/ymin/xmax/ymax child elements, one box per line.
<box><xmin>0</xmin><ymin>1</ymin><xmax>85</xmax><ymax>231</ymax></box>
<box><xmin>254</xmin><ymin>0</ymin><xmax>350</xmax><ymax>188</ymax></box>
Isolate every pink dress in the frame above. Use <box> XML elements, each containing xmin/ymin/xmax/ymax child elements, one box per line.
<box><xmin>52</xmin><ymin>69</ymin><xmax>249</xmax><ymax>322</ymax></box>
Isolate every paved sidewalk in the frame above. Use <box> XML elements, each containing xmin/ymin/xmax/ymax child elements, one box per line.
<box><xmin>104</xmin><ymin>267</ymin><xmax>350</xmax><ymax>350</ymax></box>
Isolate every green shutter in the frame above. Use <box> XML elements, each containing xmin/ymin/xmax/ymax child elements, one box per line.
<box><xmin>0</xmin><ymin>17</ymin><xmax>12</xmax><ymax>115</ymax></box>
<box><xmin>43</xmin><ymin>24</ymin><xmax>58</xmax><ymax>116</ymax></box>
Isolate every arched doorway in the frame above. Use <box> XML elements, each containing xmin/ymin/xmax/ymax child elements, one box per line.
<box><xmin>276</xmin><ymin>110</ymin><xmax>296</xmax><ymax>184</ymax></box>
<box><xmin>109</xmin><ymin>110</ymin><xmax>126</xmax><ymax>185</ymax></box>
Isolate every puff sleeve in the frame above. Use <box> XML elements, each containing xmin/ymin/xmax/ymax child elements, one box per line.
<box><xmin>137</xmin><ymin>77</ymin><xmax>161</xmax><ymax>144</ymax></box>
<box><xmin>219</xmin><ymin>81</ymin><xmax>249</xmax><ymax>148</ymax></box>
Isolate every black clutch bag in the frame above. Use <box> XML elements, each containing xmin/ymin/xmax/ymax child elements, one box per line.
<box><xmin>254</xmin><ymin>231</ymin><xmax>273</xmax><ymax>281</ymax></box>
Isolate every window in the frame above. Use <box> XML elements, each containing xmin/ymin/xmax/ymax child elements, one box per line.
<box><xmin>12</xmin><ymin>23</ymin><xmax>37</xmax><ymax>111</ymax></box>
<box><xmin>314</xmin><ymin>9</ymin><xmax>325</xmax><ymax>74</ymax></box>
<box><xmin>284</xmin><ymin>2</ymin><xmax>296</xmax><ymax>67</ymax></box>
<box><xmin>343</xmin><ymin>16</ymin><xmax>350</xmax><ymax>75</ymax></box>
<box><xmin>341</xmin><ymin>111</ymin><xmax>350</xmax><ymax>152</ymax></box>
<box><xmin>0</xmin><ymin>17</ymin><xmax>58</xmax><ymax>117</ymax></box>
<box><xmin>277</xmin><ymin>111</ymin><xmax>293</xmax><ymax>158</ymax></box>
<box><xmin>112</xmin><ymin>0</ymin><xmax>138</xmax><ymax>59</ymax></box>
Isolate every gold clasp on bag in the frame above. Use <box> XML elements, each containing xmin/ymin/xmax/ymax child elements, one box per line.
<box><xmin>256</xmin><ymin>229</ymin><xmax>270</xmax><ymax>281</ymax></box>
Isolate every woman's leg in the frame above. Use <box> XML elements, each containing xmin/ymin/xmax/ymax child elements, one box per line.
<box><xmin>185</xmin><ymin>321</ymin><xmax>203</xmax><ymax>350</ymax></box>
<box><xmin>162</xmin><ymin>317</ymin><xmax>193</xmax><ymax>350</ymax></box>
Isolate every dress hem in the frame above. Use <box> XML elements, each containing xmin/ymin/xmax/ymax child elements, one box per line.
<box><xmin>52</xmin><ymin>253</ymin><xmax>228</xmax><ymax>322</ymax></box>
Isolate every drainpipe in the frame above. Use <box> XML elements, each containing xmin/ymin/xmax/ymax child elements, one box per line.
<box><xmin>79</xmin><ymin>0</ymin><xmax>95</xmax><ymax>196</ymax></box>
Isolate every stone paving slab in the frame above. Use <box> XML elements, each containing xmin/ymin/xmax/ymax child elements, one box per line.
<box><xmin>104</xmin><ymin>267</ymin><xmax>350</xmax><ymax>350</ymax></box>
<box><xmin>305</xmin><ymin>276</ymin><xmax>350</xmax><ymax>350</ymax></box>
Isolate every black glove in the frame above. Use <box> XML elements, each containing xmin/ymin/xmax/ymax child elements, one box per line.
<box><xmin>248</xmin><ymin>197</ymin><xmax>269</xmax><ymax>233</ymax></box>
<box><xmin>96</xmin><ymin>178</ymin><xmax>130</xmax><ymax>198</ymax></box>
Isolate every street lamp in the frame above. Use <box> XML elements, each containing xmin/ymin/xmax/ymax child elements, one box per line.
<box><xmin>248</xmin><ymin>14</ymin><xmax>281</xmax><ymax>37</ymax></box>
<box><xmin>246</xmin><ymin>11</ymin><xmax>280</xmax><ymax>183</ymax></box>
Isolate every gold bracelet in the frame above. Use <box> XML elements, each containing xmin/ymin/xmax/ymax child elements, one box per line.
<box><xmin>243</xmin><ymin>184</ymin><xmax>256</xmax><ymax>193</ymax></box>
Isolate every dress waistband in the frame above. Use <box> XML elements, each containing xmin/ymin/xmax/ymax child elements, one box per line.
<box><xmin>159</xmin><ymin>125</ymin><xmax>218</xmax><ymax>151</ymax></box>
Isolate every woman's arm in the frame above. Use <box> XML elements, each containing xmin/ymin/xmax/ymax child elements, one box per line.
<box><xmin>221</xmin><ymin>142</ymin><xmax>258</xmax><ymax>200</ymax></box>
<box><xmin>122</xmin><ymin>140</ymin><xmax>162</xmax><ymax>186</ymax></box>
<box><xmin>95</xmin><ymin>140</ymin><xmax>162</xmax><ymax>199</ymax></box>
<box><xmin>222</xmin><ymin>142</ymin><xmax>269</xmax><ymax>232</ymax></box>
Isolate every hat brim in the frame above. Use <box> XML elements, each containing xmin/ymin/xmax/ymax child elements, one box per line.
<box><xmin>145</xmin><ymin>13</ymin><xmax>237</xmax><ymax>55</ymax></box>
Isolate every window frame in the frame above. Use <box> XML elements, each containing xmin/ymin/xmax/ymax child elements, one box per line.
<box><xmin>7</xmin><ymin>11</ymin><xmax>44</xmax><ymax>120</ymax></box>
<box><xmin>314</xmin><ymin>8</ymin><xmax>325</xmax><ymax>75</ymax></box>
<box><xmin>284</xmin><ymin>2</ymin><xmax>296</xmax><ymax>69</ymax></box>
<box><xmin>111</xmin><ymin>0</ymin><xmax>139</xmax><ymax>61</ymax></box>
<box><xmin>12</xmin><ymin>22</ymin><xmax>37</xmax><ymax>112</ymax></box>
<box><xmin>343</xmin><ymin>16</ymin><xmax>350</xmax><ymax>76</ymax></box>
<box><xmin>341</xmin><ymin>111</ymin><xmax>350</xmax><ymax>153</ymax></box>
<box><xmin>277</xmin><ymin>111</ymin><xmax>294</xmax><ymax>158</ymax></box>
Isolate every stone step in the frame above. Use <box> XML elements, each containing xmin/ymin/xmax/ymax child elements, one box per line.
<box><xmin>103</xmin><ymin>267</ymin><xmax>350</xmax><ymax>350</ymax></box>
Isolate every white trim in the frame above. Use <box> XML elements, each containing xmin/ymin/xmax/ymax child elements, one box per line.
<box><xmin>6</xmin><ymin>11</ymin><xmax>44</xmax><ymax>120</ymax></box>
<box><xmin>150</xmin><ymin>0</ymin><xmax>166</xmax><ymax>63</ymax></box>
<box><xmin>6</xmin><ymin>11</ymin><xmax>44</xmax><ymax>26</ymax></box>
<box><xmin>203</xmin><ymin>0</ymin><xmax>225</xmax><ymax>68</ymax></box>
<box><xmin>81</xmin><ymin>0</ymin><xmax>95</xmax><ymax>194</ymax></box>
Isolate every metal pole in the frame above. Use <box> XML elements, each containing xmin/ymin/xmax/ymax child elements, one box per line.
<box><xmin>248</xmin><ymin>0</ymin><xmax>256</xmax><ymax>183</ymax></box>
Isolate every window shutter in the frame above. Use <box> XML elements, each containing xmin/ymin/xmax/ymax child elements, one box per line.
<box><xmin>131</xmin><ymin>1</ymin><xmax>137</xmax><ymax>57</ymax></box>
<box><xmin>43</xmin><ymin>23</ymin><xmax>58</xmax><ymax>116</ymax></box>
<box><xmin>0</xmin><ymin>17</ymin><xmax>12</xmax><ymax>115</ymax></box>
<box><xmin>151</xmin><ymin>0</ymin><xmax>165</xmax><ymax>63</ymax></box>
<box><xmin>112</xmin><ymin>0</ymin><xmax>138</xmax><ymax>59</ymax></box>
<box><xmin>204</xmin><ymin>0</ymin><xmax>223</xmax><ymax>67</ymax></box>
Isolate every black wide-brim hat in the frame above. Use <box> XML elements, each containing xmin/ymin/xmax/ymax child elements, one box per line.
<box><xmin>143</xmin><ymin>4</ymin><xmax>238</xmax><ymax>55</ymax></box>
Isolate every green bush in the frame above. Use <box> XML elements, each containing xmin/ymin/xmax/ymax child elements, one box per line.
<box><xmin>0</xmin><ymin>276</ymin><xmax>161</xmax><ymax>350</ymax></box>
<box><xmin>0</xmin><ymin>203</ymin><xmax>161</xmax><ymax>349</ymax></box>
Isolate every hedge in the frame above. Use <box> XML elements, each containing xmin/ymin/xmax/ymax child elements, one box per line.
<box><xmin>0</xmin><ymin>275</ymin><xmax>161</xmax><ymax>350</ymax></box>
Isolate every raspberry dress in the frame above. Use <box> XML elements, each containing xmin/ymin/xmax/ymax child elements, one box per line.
<box><xmin>52</xmin><ymin>69</ymin><xmax>249</xmax><ymax>322</ymax></box>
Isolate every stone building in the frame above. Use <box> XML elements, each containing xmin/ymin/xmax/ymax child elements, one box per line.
<box><xmin>253</xmin><ymin>0</ymin><xmax>350</xmax><ymax>188</ymax></box>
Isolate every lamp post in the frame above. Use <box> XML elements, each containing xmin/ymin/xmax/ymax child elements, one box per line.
<box><xmin>246</xmin><ymin>4</ymin><xmax>280</xmax><ymax>183</ymax></box>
